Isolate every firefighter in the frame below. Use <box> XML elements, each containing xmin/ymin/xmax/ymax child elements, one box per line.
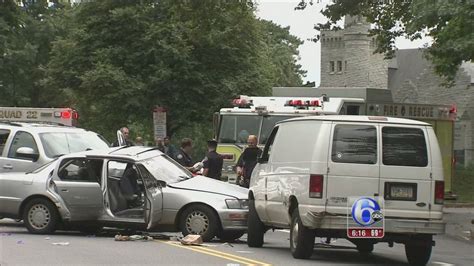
<box><xmin>202</xmin><ymin>139</ymin><xmax>223</xmax><ymax>180</ymax></box>
<box><xmin>236</xmin><ymin>135</ymin><xmax>262</xmax><ymax>188</ymax></box>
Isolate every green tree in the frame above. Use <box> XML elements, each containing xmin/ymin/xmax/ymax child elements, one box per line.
<box><xmin>45</xmin><ymin>0</ymin><xmax>306</xmax><ymax>146</ymax></box>
<box><xmin>297</xmin><ymin>0</ymin><xmax>474</xmax><ymax>86</ymax></box>
<box><xmin>0</xmin><ymin>0</ymin><xmax>68</xmax><ymax>106</ymax></box>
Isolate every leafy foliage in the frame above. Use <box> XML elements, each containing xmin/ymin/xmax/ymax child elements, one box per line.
<box><xmin>1</xmin><ymin>0</ymin><xmax>306</xmax><ymax>159</ymax></box>
<box><xmin>297</xmin><ymin>0</ymin><xmax>474</xmax><ymax>86</ymax></box>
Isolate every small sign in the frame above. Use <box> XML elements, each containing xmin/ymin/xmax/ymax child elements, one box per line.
<box><xmin>347</xmin><ymin>197</ymin><xmax>384</xmax><ymax>239</ymax></box>
<box><xmin>367</xmin><ymin>103</ymin><xmax>453</xmax><ymax>120</ymax></box>
<box><xmin>153</xmin><ymin>107</ymin><xmax>167</xmax><ymax>139</ymax></box>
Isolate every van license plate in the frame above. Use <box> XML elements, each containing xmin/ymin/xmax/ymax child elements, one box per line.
<box><xmin>347</xmin><ymin>228</ymin><xmax>384</xmax><ymax>238</ymax></box>
<box><xmin>385</xmin><ymin>183</ymin><xmax>417</xmax><ymax>201</ymax></box>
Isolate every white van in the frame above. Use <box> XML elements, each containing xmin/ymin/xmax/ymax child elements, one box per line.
<box><xmin>247</xmin><ymin>116</ymin><xmax>445</xmax><ymax>266</ymax></box>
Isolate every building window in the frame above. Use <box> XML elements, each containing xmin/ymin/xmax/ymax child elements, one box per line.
<box><xmin>330</xmin><ymin>61</ymin><xmax>335</xmax><ymax>73</ymax></box>
<box><xmin>337</xmin><ymin>61</ymin><xmax>343</xmax><ymax>72</ymax></box>
<box><xmin>345</xmin><ymin>60</ymin><xmax>347</xmax><ymax>71</ymax></box>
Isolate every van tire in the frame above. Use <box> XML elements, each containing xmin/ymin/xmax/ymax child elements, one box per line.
<box><xmin>247</xmin><ymin>199</ymin><xmax>265</xmax><ymax>247</ymax></box>
<box><xmin>405</xmin><ymin>240</ymin><xmax>432</xmax><ymax>266</ymax></box>
<box><xmin>290</xmin><ymin>208</ymin><xmax>315</xmax><ymax>259</ymax></box>
<box><xmin>23</xmin><ymin>198</ymin><xmax>59</xmax><ymax>234</ymax></box>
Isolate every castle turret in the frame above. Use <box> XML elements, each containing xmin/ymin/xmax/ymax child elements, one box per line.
<box><xmin>320</xmin><ymin>15</ymin><xmax>388</xmax><ymax>89</ymax></box>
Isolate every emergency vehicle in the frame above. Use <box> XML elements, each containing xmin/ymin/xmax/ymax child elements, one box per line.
<box><xmin>214</xmin><ymin>95</ymin><xmax>365</xmax><ymax>183</ymax></box>
<box><xmin>214</xmin><ymin>91</ymin><xmax>456</xmax><ymax>193</ymax></box>
<box><xmin>0</xmin><ymin>107</ymin><xmax>79</xmax><ymax>126</ymax></box>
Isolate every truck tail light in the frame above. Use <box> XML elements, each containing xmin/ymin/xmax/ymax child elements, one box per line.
<box><xmin>434</xmin><ymin>181</ymin><xmax>444</xmax><ymax>204</ymax></box>
<box><xmin>309</xmin><ymin>174</ymin><xmax>323</xmax><ymax>198</ymax></box>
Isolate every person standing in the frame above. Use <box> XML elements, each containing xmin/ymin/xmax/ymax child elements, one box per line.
<box><xmin>155</xmin><ymin>137</ymin><xmax>165</xmax><ymax>152</ymax></box>
<box><xmin>236</xmin><ymin>135</ymin><xmax>262</xmax><ymax>188</ymax></box>
<box><xmin>202</xmin><ymin>139</ymin><xmax>223</xmax><ymax>180</ymax></box>
<box><xmin>112</xmin><ymin>127</ymin><xmax>134</xmax><ymax>147</ymax></box>
<box><xmin>164</xmin><ymin>136</ymin><xmax>179</xmax><ymax>158</ymax></box>
<box><xmin>175</xmin><ymin>138</ymin><xmax>195</xmax><ymax>172</ymax></box>
<box><xmin>135</xmin><ymin>136</ymin><xmax>144</xmax><ymax>146</ymax></box>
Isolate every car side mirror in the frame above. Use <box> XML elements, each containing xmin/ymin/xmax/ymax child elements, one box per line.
<box><xmin>16</xmin><ymin>147</ymin><xmax>39</xmax><ymax>162</ymax></box>
<box><xmin>157</xmin><ymin>180</ymin><xmax>166</xmax><ymax>188</ymax></box>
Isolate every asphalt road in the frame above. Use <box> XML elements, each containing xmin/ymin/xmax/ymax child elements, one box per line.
<box><xmin>1</xmin><ymin>220</ymin><xmax>472</xmax><ymax>266</ymax></box>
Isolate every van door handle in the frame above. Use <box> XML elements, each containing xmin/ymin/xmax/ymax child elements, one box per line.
<box><xmin>3</xmin><ymin>164</ymin><xmax>13</xmax><ymax>170</ymax></box>
<box><xmin>61</xmin><ymin>189</ymin><xmax>69</xmax><ymax>192</ymax></box>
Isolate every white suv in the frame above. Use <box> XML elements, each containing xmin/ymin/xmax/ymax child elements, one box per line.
<box><xmin>247</xmin><ymin>116</ymin><xmax>445</xmax><ymax>266</ymax></box>
<box><xmin>0</xmin><ymin>122</ymin><xmax>110</xmax><ymax>173</ymax></box>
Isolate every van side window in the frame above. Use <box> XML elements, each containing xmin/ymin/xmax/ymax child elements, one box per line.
<box><xmin>332</xmin><ymin>125</ymin><xmax>377</xmax><ymax>164</ymax></box>
<box><xmin>261</xmin><ymin>127</ymin><xmax>279</xmax><ymax>162</ymax></box>
<box><xmin>382</xmin><ymin>127</ymin><xmax>427</xmax><ymax>167</ymax></box>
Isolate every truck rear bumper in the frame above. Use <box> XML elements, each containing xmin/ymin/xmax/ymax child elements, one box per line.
<box><xmin>301</xmin><ymin>210</ymin><xmax>445</xmax><ymax>235</ymax></box>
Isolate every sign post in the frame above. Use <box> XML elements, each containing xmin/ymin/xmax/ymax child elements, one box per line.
<box><xmin>153</xmin><ymin>106</ymin><xmax>167</xmax><ymax>140</ymax></box>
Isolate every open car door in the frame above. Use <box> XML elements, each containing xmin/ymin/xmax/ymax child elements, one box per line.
<box><xmin>137</xmin><ymin>164</ymin><xmax>163</xmax><ymax>229</ymax></box>
<box><xmin>53</xmin><ymin>158</ymin><xmax>104</xmax><ymax>221</ymax></box>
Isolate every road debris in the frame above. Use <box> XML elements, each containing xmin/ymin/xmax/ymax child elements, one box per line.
<box><xmin>236</xmin><ymin>251</ymin><xmax>253</xmax><ymax>254</ymax></box>
<box><xmin>45</xmin><ymin>237</ymin><xmax>51</xmax><ymax>240</ymax></box>
<box><xmin>16</xmin><ymin>240</ymin><xmax>24</xmax><ymax>244</ymax></box>
<box><xmin>52</xmin><ymin>242</ymin><xmax>70</xmax><ymax>246</ymax></box>
<box><xmin>180</xmin><ymin>234</ymin><xmax>203</xmax><ymax>246</ymax></box>
<box><xmin>114</xmin><ymin>234</ymin><xmax>153</xmax><ymax>241</ymax></box>
<box><xmin>221</xmin><ymin>242</ymin><xmax>234</xmax><ymax>247</ymax></box>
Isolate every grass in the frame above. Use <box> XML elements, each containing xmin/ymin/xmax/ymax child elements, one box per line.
<box><xmin>451</xmin><ymin>165</ymin><xmax>474</xmax><ymax>203</ymax></box>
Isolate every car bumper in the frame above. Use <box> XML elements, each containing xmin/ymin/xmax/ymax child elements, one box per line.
<box><xmin>218</xmin><ymin>209</ymin><xmax>248</xmax><ymax>231</ymax></box>
<box><xmin>300</xmin><ymin>209</ymin><xmax>445</xmax><ymax>235</ymax></box>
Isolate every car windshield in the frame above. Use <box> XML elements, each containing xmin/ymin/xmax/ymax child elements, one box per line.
<box><xmin>260</xmin><ymin>116</ymin><xmax>296</xmax><ymax>144</ymax></box>
<box><xmin>39</xmin><ymin>132</ymin><xmax>110</xmax><ymax>158</ymax></box>
<box><xmin>29</xmin><ymin>158</ymin><xmax>58</xmax><ymax>174</ymax></box>
<box><xmin>140</xmin><ymin>155</ymin><xmax>192</xmax><ymax>184</ymax></box>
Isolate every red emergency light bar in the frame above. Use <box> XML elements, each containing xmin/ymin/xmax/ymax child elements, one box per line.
<box><xmin>232</xmin><ymin>97</ymin><xmax>253</xmax><ymax>108</ymax></box>
<box><xmin>285</xmin><ymin>99</ymin><xmax>321</xmax><ymax>107</ymax></box>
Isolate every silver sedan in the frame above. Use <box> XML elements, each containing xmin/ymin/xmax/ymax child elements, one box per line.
<box><xmin>0</xmin><ymin>146</ymin><xmax>249</xmax><ymax>242</ymax></box>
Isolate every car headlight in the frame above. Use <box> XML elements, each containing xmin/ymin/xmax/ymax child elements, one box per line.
<box><xmin>225</xmin><ymin>199</ymin><xmax>249</xmax><ymax>209</ymax></box>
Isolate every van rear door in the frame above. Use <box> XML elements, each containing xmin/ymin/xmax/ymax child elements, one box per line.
<box><xmin>379</xmin><ymin>125</ymin><xmax>432</xmax><ymax>219</ymax></box>
<box><xmin>326</xmin><ymin>123</ymin><xmax>380</xmax><ymax>215</ymax></box>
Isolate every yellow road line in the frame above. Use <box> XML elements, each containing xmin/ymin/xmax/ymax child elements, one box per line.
<box><xmin>158</xmin><ymin>240</ymin><xmax>271</xmax><ymax>266</ymax></box>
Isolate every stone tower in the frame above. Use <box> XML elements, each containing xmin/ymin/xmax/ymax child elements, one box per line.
<box><xmin>320</xmin><ymin>15</ymin><xmax>388</xmax><ymax>88</ymax></box>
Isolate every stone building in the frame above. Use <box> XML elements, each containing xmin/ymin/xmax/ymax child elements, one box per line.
<box><xmin>318</xmin><ymin>15</ymin><xmax>473</xmax><ymax>166</ymax></box>
<box><xmin>320</xmin><ymin>15</ymin><xmax>388</xmax><ymax>89</ymax></box>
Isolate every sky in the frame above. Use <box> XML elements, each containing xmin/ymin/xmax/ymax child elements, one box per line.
<box><xmin>256</xmin><ymin>0</ymin><xmax>431</xmax><ymax>86</ymax></box>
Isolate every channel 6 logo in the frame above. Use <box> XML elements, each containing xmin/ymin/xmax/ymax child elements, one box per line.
<box><xmin>351</xmin><ymin>197</ymin><xmax>383</xmax><ymax>226</ymax></box>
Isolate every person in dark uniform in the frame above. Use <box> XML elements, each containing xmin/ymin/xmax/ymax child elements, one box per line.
<box><xmin>202</xmin><ymin>139</ymin><xmax>223</xmax><ymax>180</ymax></box>
<box><xmin>175</xmin><ymin>138</ymin><xmax>195</xmax><ymax>172</ymax></box>
<box><xmin>236</xmin><ymin>135</ymin><xmax>262</xmax><ymax>188</ymax></box>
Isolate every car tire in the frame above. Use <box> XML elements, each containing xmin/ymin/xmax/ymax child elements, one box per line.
<box><xmin>23</xmin><ymin>198</ymin><xmax>59</xmax><ymax>234</ymax></box>
<box><xmin>405</xmin><ymin>239</ymin><xmax>432</xmax><ymax>266</ymax></box>
<box><xmin>290</xmin><ymin>208</ymin><xmax>315</xmax><ymax>259</ymax></box>
<box><xmin>180</xmin><ymin>205</ymin><xmax>218</xmax><ymax>242</ymax></box>
<box><xmin>217</xmin><ymin>230</ymin><xmax>245</xmax><ymax>242</ymax></box>
<box><xmin>247</xmin><ymin>199</ymin><xmax>265</xmax><ymax>248</ymax></box>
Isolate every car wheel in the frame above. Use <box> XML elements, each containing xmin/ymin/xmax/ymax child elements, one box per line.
<box><xmin>247</xmin><ymin>199</ymin><xmax>265</xmax><ymax>247</ymax></box>
<box><xmin>180</xmin><ymin>205</ymin><xmax>218</xmax><ymax>242</ymax></box>
<box><xmin>405</xmin><ymin>239</ymin><xmax>432</xmax><ymax>266</ymax></box>
<box><xmin>23</xmin><ymin>198</ymin><xmax>59</xmax><ymax>234</ymax></box>
<box><xmin>290</xmin><ymin>208</ymin><xmax>315</xmax><ymax>259</ymax></box>
<box><xmin>218</xmin><ymin>230</ymin><xmax>245</xmax><ymax>242</ymax></box>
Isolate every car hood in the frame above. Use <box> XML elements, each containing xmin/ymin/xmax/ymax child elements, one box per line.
<box><xmin>168</xmin><ymin>175</ymin><xmax>248</xmax><ymax>199</ymax></box>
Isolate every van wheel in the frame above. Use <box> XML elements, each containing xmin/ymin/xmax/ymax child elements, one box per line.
<box><xmin>405</xmin><ymin>240</ymin><xmax>432</xmax><ymax>266</ymax></box>
<box><xmin>290</xmin><ymin>208</ymin><xmax>315</xmax><ymax>259</ymax></box>
<box><xmin>23</xmin><ymin>198</ymin><xmax>59</xmax><ymax>234</ymax></box>
<box><xmin>247</xmin><ymin>199</ymin><xmax>265</xmax><ymax>247</ymax></box>
<box><xmin>180</xmin><ymin>205</ymin><xmax>218</xmax><ymax>242</ymax></box>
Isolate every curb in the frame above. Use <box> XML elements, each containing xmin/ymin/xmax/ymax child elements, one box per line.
<box><xmin>444</xmin><ymin>203</ymin><xmax>474</xmax><ymax>208</ymax></box>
